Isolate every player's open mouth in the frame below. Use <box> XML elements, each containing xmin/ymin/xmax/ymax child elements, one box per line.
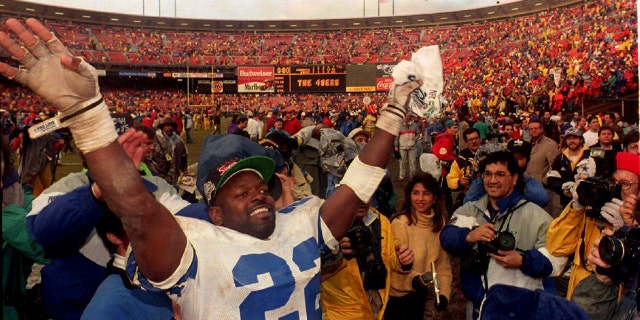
<box><xmin>250</xmin><ymin>207</ymin><xmax>270</xmax><ymax>217</ymax></box>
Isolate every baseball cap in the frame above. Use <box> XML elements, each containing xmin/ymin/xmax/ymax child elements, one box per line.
<box><xmin>197</xmin><ymin>135</ymin><xmax>284</xmax><ymax>204</ymax></box>
<box><xmin>419</xmin><ymin>153</ymin><xmax>442</xmax><ymax>180</ymax></box>
<box><xmin>564</xmin><ymin>127</ymin><xmax>583</xmax><ymax>138</ymax></box>
<box><xmin>201</xmin><ymin>156</ymin><xmax>275</xmax><ymax>206</ymax></box>
<box><xmin>616</xmin><ymin>152</ymin><xmax>640</xmax><ymax>176</ymax></box>
<box><xmin>445</xmin><ymin>119</ymin><xmax>458</xmax><ymax>128</ymax></box>
<box><xmin>347</xmin><ymin>127</ymin><xmax>370</xmax><ymax>140</ymax></box>
<box><xmin>507</xmin><ymin>139</ymin><xmax>532</xmax><ymax>160</ymax></box>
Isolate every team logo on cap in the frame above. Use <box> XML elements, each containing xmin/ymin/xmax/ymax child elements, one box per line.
<box><xmin>203</xmin><ymin>181</ymin><xmax>216</xmax><ymax>203</ymax></box>
<box><xmin>218</xmin><ymin>159</ymin><xmax>239</xmax><ymax>175</ymax></box>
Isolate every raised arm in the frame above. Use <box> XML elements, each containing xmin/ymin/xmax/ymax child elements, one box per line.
<box><xmin>320</xmin><ymin>80</ymin><xmax>421</xmax><ymax>239</ymax></box>
<box><xmin>0</xmin><ymin>18</ymin><xmax>185</xmax><ymax>282</ymax></box>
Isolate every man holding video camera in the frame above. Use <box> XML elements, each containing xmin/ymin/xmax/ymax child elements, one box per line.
<box><xmin>546</xmin><ymin>128</ymin><xmax>596</xmax><ymax>208</ymax></box>
<box><xmin>440</xmin><ymin>151</ymin><xmax>565</xmax><ymax>319</ymax></box>
<box><xmin>547</xmin><ymin>152</ymin><xmax>640</xmax><ymax>301</ymax></box>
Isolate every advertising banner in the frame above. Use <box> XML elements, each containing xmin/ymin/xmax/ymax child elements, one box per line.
<box><xmin>237</xmin><ymin>66</ymin><xmax>275</xmax><ymax>93</ymax></box>
<box><xmin>375</xmin><ymin>77</ymin><xmax>394</xmax><ymax>92</ymax></box>
<box><xmin>375</xmin><ymin>64</ymin><xmax>395</xmax><ymax>91</ymax></box>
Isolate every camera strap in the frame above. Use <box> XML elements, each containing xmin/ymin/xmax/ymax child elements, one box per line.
<box><xmin>482</xmin><ymin>200</ymin><xmax>529</xmax><ymax>293</ymax></box>
<box><xmin>492</xmin><ymin>200</ymin><xmax>529</xmax><ymax>234</ymax></box>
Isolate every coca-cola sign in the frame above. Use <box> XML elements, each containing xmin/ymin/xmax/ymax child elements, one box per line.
<box><xmin>376</xmin><ymin>77</ymin><xmax>394</xmax><ymax>91</ymax></box>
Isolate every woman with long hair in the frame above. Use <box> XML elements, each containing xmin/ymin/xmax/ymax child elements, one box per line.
<box><xmin>384</xmin><ymin>172</ymin><xmax>452</xmax><ymax>320</ymax></box>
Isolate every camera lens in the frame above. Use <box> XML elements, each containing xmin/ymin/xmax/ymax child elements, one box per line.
<box><xmin>496</xmin><ymin>232</ymin><xmax>516</xmax><ymax>251</ymax></box>
<box><xmin>598</xmin><ymin>236</ymin><xmax>624</xmax><ymax>263</ymax></box>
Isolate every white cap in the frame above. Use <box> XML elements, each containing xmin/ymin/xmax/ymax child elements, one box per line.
<box><xmin>419</xmin><ymin>153</ymin><xmax>442</xmax><ymax>180</ymax></box>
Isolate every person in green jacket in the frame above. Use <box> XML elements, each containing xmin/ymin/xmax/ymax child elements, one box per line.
<box><xmin>3</xmin><ymin>187</ymin><xmax>49</xmax><ymax>320</ymax></box>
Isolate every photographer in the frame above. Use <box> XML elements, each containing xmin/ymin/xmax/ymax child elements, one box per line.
<box><xmin>547</xmin><ymin>152</ymin><xmax>640</xmax><ymax>299</ymax></box>
<box><xmin>320</xmin><ymin>202</ymin><xmax>415</xmax><ymax>320</ymax></box>
<box><xmin>546</xmin><ymin>128</ymin><xmax>596</xmax><ymax>208</ymax></box>
<box><xmin>571</xmin><ymin>217</ymin><xmax>639</xmax><ymax>319</ymax></box>
<box><xmin>447</xmin><ymin>128</ymin><xmax>482</xmax><ymax>209</ymax></box>
<box><xmin>440</xmin><ymin>151</ymin><xmax>565</xmax><ymax>319</ymax></box>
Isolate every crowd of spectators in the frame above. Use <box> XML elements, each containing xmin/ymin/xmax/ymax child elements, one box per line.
<box><xmin>0</xmin><ymin>0</ymin><xmax>637</xmax><ymax>118</ymax></box>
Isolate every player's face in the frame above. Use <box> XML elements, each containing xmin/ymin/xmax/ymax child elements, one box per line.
<box><xmin>210</xmin><ymin>171</ymin><xmax>276</xmax><ymax>239</ymax></box>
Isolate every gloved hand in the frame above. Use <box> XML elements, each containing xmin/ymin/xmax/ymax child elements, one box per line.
<box><xmin>435</xmin><ymin>294</ymin><xmax>448</xmax><ymax>312</ymax></box>
<box><xmin>600</xmin><ymin>198</ymin><xmax>624</xmax><ymax>231</ymax></box>
<box><xmin>387</xmin><ymin>80</ymin><xmax>421</xmax><ymax>111</ymax></box>
<box><xmin>376</xmin><ymin>80</ymin><xmax>421</xmax><ymax>136</ymax></box>
<box><xmin>561</xmin><ymin>181</ymin><xmax>576</xmax><ymax>198</ymax></box>
<box><xmin>411</xmin><ymin>271</ymin><xmax>433</xmax><ymax>292</ymax></box>
<box><xmin>0</xmin><ymin>18</ymin><xmax>116</xmax><ymax>153</ymax></box>
<box><xmin>570</xmin><ymin>180</ymin><xmax>584</xmax><ymax>209</ymax></box>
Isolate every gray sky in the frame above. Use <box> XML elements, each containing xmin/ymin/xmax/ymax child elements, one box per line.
<box><xmin>21</xmin><ymin>0</ymin><xmax>521</xmax><ymax>20</ymax></box>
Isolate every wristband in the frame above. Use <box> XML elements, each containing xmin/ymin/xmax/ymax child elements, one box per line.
<box><xmin>340</xmin><ymin>156</ymin><xmax>387</xmax><ymax>203</ymax></box>
<box><xmin>375</xmin><ymin>102</ymin><xmax>406</xmax><ymax>136</ymax></box>
<box><xmin>29</xmin><ymin>96</ymin><xmax>117</xmax><ymax>154</ymax></box>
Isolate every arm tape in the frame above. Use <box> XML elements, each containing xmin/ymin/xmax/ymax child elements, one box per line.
<box><xmin>340</xmin><ymin>156</ymin><xmax>387</xmax><ymax>203</ymax></box>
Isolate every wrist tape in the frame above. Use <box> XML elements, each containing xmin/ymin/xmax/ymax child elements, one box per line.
<box><xmin>340</xmin><ymin>156</ymin><xmax>387</xmax><ymax>203</ymax></box>
<box><xmin>375</xmin><ymin>102</ymin><xmax>407</xmax><ymax>136</ymax></box>
<box><xmin>28</xmin><ymin>95</ymin><xmax>117</xmax><ymax>154</ymax></box>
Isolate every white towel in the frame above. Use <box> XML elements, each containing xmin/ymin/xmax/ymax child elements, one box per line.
<box><xmin>391</xmin><ymin>45</ymin><xmax>443</xmax><ymax>119</ymax></box>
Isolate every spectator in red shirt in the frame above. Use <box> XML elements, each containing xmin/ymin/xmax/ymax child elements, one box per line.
<box><xmin>283</xmin><ymin>110</ymin><xmax>301</xmax><ymax>135</ymax></box>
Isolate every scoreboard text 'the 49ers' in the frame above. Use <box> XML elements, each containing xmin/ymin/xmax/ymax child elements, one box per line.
<box><xmin>275</xmin><ymin>65</ymin><xmax>346</xmax><ymax>93</ymax></box>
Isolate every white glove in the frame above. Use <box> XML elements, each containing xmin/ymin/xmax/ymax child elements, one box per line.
<box><xmin>569</xmin><ymin>180</ymin><xmax>584</xmax><ymax>210</ymax></box>
<box><xmin>376</xmin><ymin>80</ymin><xmax>421</xmax><ymax>136</ymax></box>
<box><xmin>601</xmin><ymin>198</ymin><xmax>624</xmax><ymax>231</ymax></box>
<box><xmin>562</xmin><ymin>181</ymin><xmax>576</xmax><ymax>196</ymax></box>
<box><xmin>1</xmin><ymin>18</ymin><xmax>116</xmax><ymax>153</ymax></box>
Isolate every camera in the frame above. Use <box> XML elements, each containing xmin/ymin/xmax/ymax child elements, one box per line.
<box><xmin>597</xmin><ymin>226</ymin><xmax>640</xmax><ymax>284</ymax></box>
<box><xmin>362</xmin><ymin>259</ymin><xmax>388</xmax><ymax>290</ymax></box>
<box><xmin>576</xmin><ymin>176</ymin><xmax>621</xmax><ymax>219</ymax></box>
<box><xmin>479</xmin><ymin>231</ymin><xmax>517</xmax><ymax>255</ymax></box>
<box><xmin>462</xmin><ymin>231</ymin><xmax>516</xmax><ymax>275</ymax></box>
<box><xmin>345</xmin><ymin>224</ymin><xmax>375</xmax><ymax>256</ymax></box>
<box><xmin>345</xmin><ymin>223</ymin><xmax>387</xmax><ymax>290</ymax></box>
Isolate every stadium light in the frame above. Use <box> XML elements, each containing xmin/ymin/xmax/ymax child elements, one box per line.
<box><xmin>82</xmin><ymin>15</ymin><xmax>92</xmax><ymax>18</ymax></box>
<box><xmin>25</xmin><ymin>8</ymin><xmax>35</xmax><ymax>11</ymax></box>
<box><xmin>110</xmin><ymin>18</ymin><xmax>119</xmax><ymax>21</ymax></box>
<box><xmin>487</xmin><ymin>11</ymin><xmax>495</xmax><ymax>15</ymax></box>
<box><xmin>512</xmin><ymin>7</ymin><xmax>519</xmax><ymax>11</ymax></box>
<box><xmin>54</xmin><ymin>12</ymin><xmax>64</xmax><ymax>15</ymax></box>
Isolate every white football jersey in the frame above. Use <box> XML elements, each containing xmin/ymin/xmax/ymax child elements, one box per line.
<box><xmin>129</xmin><ymin>196</ymin><xmax>337</xmax><ymax>320</ymax></box>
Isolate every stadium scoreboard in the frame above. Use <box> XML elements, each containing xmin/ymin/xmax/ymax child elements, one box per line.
<box><xmin>274</xmin><ymin>65</ymin><xmax>346</xmax><ymax>93</ymax></box>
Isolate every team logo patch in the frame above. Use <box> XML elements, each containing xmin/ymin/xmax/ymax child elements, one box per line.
<box><xmin>439</xmin><ymin>147</ymin><xmax>447</xmax><ymax>155</ymax></box>
<box><xmin>203</xmin><ymin>181</ymin><xmax>216</xmax><ymax>202</ymax></box>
